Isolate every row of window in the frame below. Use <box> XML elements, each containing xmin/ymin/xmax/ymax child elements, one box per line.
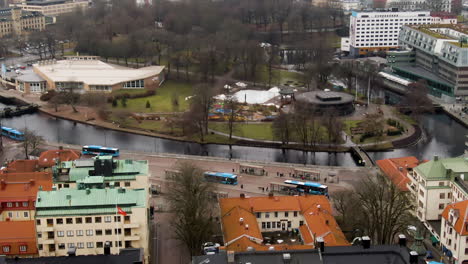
<box><xmin>261</xmin><ymin>221</ymin><xmax>297</xmax><ymax>229</ymax></box>
<box><xmin>2</xmin><ymin>245</ymin><xmax>27</xmax><ymax>253</ymax></box>
<box><xmin>356</xmin><ymin>18</ymin><xmax>431</xmax><ymax>23</ymax></box>
<box><xmin>40</xmin><ymin>228</ymin><xmax>123</xmax><ymax>238</ymax></box>
<box><xmin>39</xmin><ymin>241</ymin><xmax>123</xmax><ymax>251</ymax></box>
<box><xmin>4</xmin><ymin>202</ymin><xmax>29</xmax><ymax>208</ymax></box>
<box><xmin>123</xmin><ymin>79</ymin><xmax>144</xmax><ymax>89</ymax></box>
<box><xmin>39</xmin><ymin>215</ymin><xmax>129</xmax><ymax>226</ymax></box>
<box><xmin>256</xmin><ymin>211</ymin><xmax>299</xmax><ymax>218</ymax></box>
<box><xmin>355</xmin><ymin>43</ymin><xmax>398</xmax><ymax>47</ymax></box>
<box><xmin>6</xmin><ymin>211</ymin><xmax>29</xmax><ymax>219</ymax></box>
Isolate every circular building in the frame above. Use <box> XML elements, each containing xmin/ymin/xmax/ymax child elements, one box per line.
<box><xmin>295</xmin><ymin>91</ymin><xmax>355</xmax><ymax>116</ymax></box>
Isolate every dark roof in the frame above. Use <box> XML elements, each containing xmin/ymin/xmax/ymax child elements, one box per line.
<box><xmin>2</xmin><ymin>248</ymin><xmax>143</xmax><ymax>264</ymax></box>
<box><xmin>192</xmin><ymin>246</ymin><xmax>427</xmax><ymax>264</ymax></box>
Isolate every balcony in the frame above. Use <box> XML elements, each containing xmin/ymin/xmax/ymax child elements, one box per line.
<box><xmin>123</xmin><ymin>223</ymin><xmax>139</xmax><ymax>229</ymax></box>
<box><xmin>124</xmin><ymin>235</ymin><xmax>140</xmax><ymax>241</ymax></box>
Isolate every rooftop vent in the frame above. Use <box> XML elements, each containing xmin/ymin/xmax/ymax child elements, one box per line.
<box><xmin>409</xmin><ymin>251</ymin><xmax>418</xmax><ymax>264</ymax></box>
<box><xmin>239</xmin><ymin>218</ymin><xmax>244</xmax><ymax>224</ymax></box>
<box><xmin>245</xmin><ymin>224</ymin><xmax>249</xmax><ymax>230</ymax></box>
<box><xmin>398</xmin><ymin>234</ymin><xmax>407</xmax><ymax>247</ymax></box>
<box><xmin>283</xmin><ymin>253</ymin><xmax>291</xmax><ymax>263</ymax></box>
<box><xmin>240</xmin><ymin>193</ymin><xmax>245</xmax><ymax>199</ymax></box>
<box><xmin>362</xmin><ymin>236</ymin><xmax>371</xmax><ymax>249</ymax></box>
<box><xmin>268</xmin><ymin>246</ymin><xmax>275</xmax><ymax>251</ymax></box>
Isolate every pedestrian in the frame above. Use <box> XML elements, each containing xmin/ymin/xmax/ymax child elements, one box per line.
<box><xmin>232</xmin><ymin>168</ymin><xmax>235</xmax><ymax>172</ymax></box>
<box><xmin>241</xmin><ymin>184</ymin><xmax>243</xmax><ymax>189</ymax></box>
<box><xmin>324</xmin><ymin>178</ymin><xmax>327</xmax><ymax>183</ymax></box>
<box><xmin>277</xmin><ymin>172</ymin><xmax>279</xmax><ymax>176</ymax></box>
<box><xmin>266</xmin><ymin>187</ymin><xmax>269</xmax><ymax>192</ymax></box>
<box><xmin>262</xmin><ymin>187</ymin><xmax>265</xmax><ymax>192</ymax></box>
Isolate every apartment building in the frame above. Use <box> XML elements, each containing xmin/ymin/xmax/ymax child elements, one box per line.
<box><xmin>0</xmin><ymin>160</ymin><xmax>52</xmax><ymax>221</ymax></box>
<box><xmin>35</xmin><ymin>187</ymin><xmax>149</xmax><ymax>261</ymax></box>
<box><xmin>376</xmin><ymin>156</ymin><xmax>423</xmax><ymax>191</ymax></box>
<box><xmin>393</xmin><ymin>24</ymin><xmax>468</xmax><ymax>102</ymax></box>
<box><xmin>0</xmin><ymin>7</ymin><xmax>45</xmax><ymax>37</ymax></box>
<box><xmin>0</xmin><ymin>221</ymin><xmax>38</xmax><ymax>257</ymax></box>
<box><xmin>408</xmin><ymin>156</ymin><xmax>468</xmax><ymax>225</ymax></box>
<box><xmin>12</xmin><ymin>0</ymin><xmax>89</xmax><ymax>17</ymax></box>
<box><xmin>440</xmin><ymin>200</ymin><xmax>468</xmax><ymax>264</ymax></box>
<box><xmin>219</xmin><ymin>194</ymin><xmax>348</xmax><ymax>252</ymax></box>
<box><xmin>52</xmin><ymin>155</ymin><xmax>149</xmax><ymax>190</ymax></box>
<box><xmin>346</xmin><ymin>10</ymin><xmax>456</xmax><ymax>57</ymax></box>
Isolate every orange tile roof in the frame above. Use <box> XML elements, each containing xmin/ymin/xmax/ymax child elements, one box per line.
<box><xmin>442</xmin><ymin>200</ymin><xmax>468</xmax><ymax>235</ymax></box>
<box><xmin>376</xmin><ymin>156</ymin><xmax>423</xmax><ymax>191</ymax></box>
<box><xmin>38</xmin><ymin>149</ymin><xmax>81</xmax><ymax>167</ymax></box>
<box><xmin>219</xmin><ymin>195</ymin><xmax>349</xmax><ymax>252</ymax></box>
<box><xmin>0</xmin><ymin>177</ymin><xmax>52</xmax><ymax>202</ymax></box>
<box><xmin>5</xmin><ymin>160</ymin><xmax>40</xmax><ymax>173</ymax></box>
<box><xmin>0</xmin><ymin>221</ymin><xmax>38</xmax><ymax>255</ymax></box>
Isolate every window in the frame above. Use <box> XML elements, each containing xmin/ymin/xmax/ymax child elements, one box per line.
<box><xmin>57</xmin><ymin>231</ymin><xmax>64</xmax><ymax>237</ymax></box>
<box><xmin>262</xmin><ymin>222</ymin><xmax>266</xmax><ymax>228</ymax></box>
<box><xmin>68</xmin><ymin>243</ymin><xmax>75</xmax><ymax>249</ymax></box>
<box><xmin>300</xmin><ymin>221</ymin><xmax>304</xmax><ymax>226</ymax></box>
<box><xmin>38</xmin><ymin>244</ymin><xmax>43</xmax><ymax>251</ymax></box>
<box><xmin>95</xmin><ymin>217</ymin><xmax>102</xmax><ymax>223</ymax></box>
<box><xmin>76</xmin><ymin>217</ymin><xmax>82</xmax><ymax>224</ymax></box>
<box><xmin>265</xmin><ymin>213</ymin><xmax>270</xmax><ymax>218</ymax></box>
<box><xmin>7</xmin><ymin>212</ymin><xmax>12</xmax><ymax>218</ymax></box>
<box><xmin>58</xmin><ymin>243</ymin><xmax>65</xmax><ymax>250</ymax></box>
<box><xmin>272</xmin><ymin>222</ymin><xmax>276</xmax><ymax>228</ymax></box>
<box><xmin>66</xmin><ymin>230</ymin><xmax>74</xmax><ymax>237</ymax></box>
<box><xmin>36</xmin><ymin>219</ymin><xmax>41</xmax><ymax>225</ymax></box>
<box><xmin>24</xmin><ymin>212</ymin><xmax>29</xmax><ymax>218</ymax></box>
<box><xmin>284</xmin><ymin>212</ymin><xmax>289</xmax><ymax>217</ymax></box>
<box><xmin>19</xmin><ymin>245</ymin><xmax>27</xmax><ymax>252</ymax></box>
<box><xmin>2</xmin><ymin>246</ymin><xmax>10</xmax><ymax>253</ymax></box>
<box><xmin>22</xmin><ymin>202</ymin><xmax>28</xmax><ymax>207</ymax></box>
<box><xmin>439</xmin><ymin>203</ymin><xmax>445</xmax><ymax>210</ymax></box>
<box><xmin>76</xmin><ymin>230</ymin><xmax>83</xmax><ymax>236</ymax></box>
<box><xmin>66</xmin><ymin>218</ymin><xmax>73</xmax><ymax>224</ymax></box>
<box><xmin>105</xmin><ymin>229</ymin><xmax>112</xmax><ymax>235</ymax></box>
<box><xmin>420</xmin><ymin>190</ymin><xmax>425</xmax><ymax>197</ymax></box>
<box><xmin>439</xmin><ymin>182</ymin><xmax>445</xmax><ymax>186</ymax></box>
<box><xmin>115</xmin><ymin>228</ymin><xmax>122</xmax><ymax>235</ymax></box>
<box><xmin>274</xmin><ymin>212</ymin><xmax>278</xmax><ymax>217</ymax></box>
<box><xmin>123</xmin><ymin>79</ymin><xmax>145</xmax><ymax>89</ymax></box>
<box><xmin>87</xmin><ymin>242</ymin><xmax>94</xmax><ymax>248</ymax></box>
<box><xmin>97</xmin><ymin>242</ymin><xmax>103</xmax><ymax>248</ymax></box>
<box><xmin>86</xmin><ymin>229</ymin><xmax>93</xmax><ymax>236</ymax></box>
<box><xmin>125</xmin><ymin>182</ymin><xmax>131</xmax><ymax>187</ymax></box>
<box><xmin>256</xmin><ymin>213</ymin><xmax>261</xmax><ymax>218</ymax></box>
<box><xmin>114</xmin><ymin>216</ymin><xmax>121</xmax><ymax>222</ymax></box>
<box><xmin>294</xmin><ymin>211</ymin><xmax>298</xmax><ymax>217</ymax></box>
<box><xmin>440</xmin><ymin>193</ymin><xmax>446</xmax><ymax>199</ymax></box>
<box><xmin>37</xmin><ymin>232</ymin><xmax>42</xmax><ymax>238</ymax></box>
<box><xmin>287</xmin><ymin>221</ymin><xmax>291</xmax><ymax>228</ymax></box>
<box><xmin>77</xmin><ymin>243</ymin><xmax>84</xmax><ymax>249</ymax></box>
<box><xmin>267</xmin><ymin>222</ymin><xmax>271</xmax><ymax>228</ymax></box>
<box><xmin>105</xmin><ymin>216</ymin><xmax>112</xmax><ymax>223</ymax></box>
<box><xmin>7</xmin><ymin>202</ymin><xmax>12</xmax><ymax>207</ymax></box>
<box><xmin>85</xmin><ymin>217</ymin><xmax>92</xmax><ymax>223</ymax></box>
<box><xmin>55</xmin><ymin>218</ymin><xmax>63</xmax><ymax>224</ymax></box>
<box><xmin>96</xmin><ymin>229</ymin><xmax>103</xmax><ymax>236</ymax></box>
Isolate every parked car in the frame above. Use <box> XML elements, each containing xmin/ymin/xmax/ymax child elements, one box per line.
<box><xmin>19</xmin><ymin>66</ymin><xmax>26</xmax><ymax>69</ymax></box>
<box><xmin>202</xmin><ymin>242</ymin><xmax>220</xmax><ymax>255</ymax></box>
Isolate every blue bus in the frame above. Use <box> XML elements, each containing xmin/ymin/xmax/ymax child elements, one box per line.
<box><xmin>1</xmin><ymin>126</ymin><xmax>24</xmax><ymax>141</ymax></box>
<box><xmin>82</xmin><ymin>145</ymin><xmax>120</xmax><ymax>157</ymax></box>
<box><xmin>204</xmin><ymin>172</ymin><xmax>238</xmax><ymax>185</ymax></box>
<box><xmin>284</xmin><ymin>180</ymin><xmax>328</xmax><ymax>197</ymax></box>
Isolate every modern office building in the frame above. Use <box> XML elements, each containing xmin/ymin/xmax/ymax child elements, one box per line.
<box><xmin>12</xmin><ymin>0</ymin><xmax>89</xmax><ymax>17</ymax></box>
<box><xmin>440</xmin><ymin>200</ymin><xmax>468</xmax><ymax>264</ymax></box>
<box><xmin>18</xmin><ymin>56</ymin><xmax>165</xmax><ymax>94</ymax></box>
<box><xmin>385</xmin><ymin>0</ymin><xmax>452</xmax><ymax>12</ymax></box>
<box><xmin>219</xmin><ymin>194</ymin><xmax>348</xmax><ymax>252</ymax></box>
<box><xmin>391</xmin><ymin>24</ymin><xmax>468</xmax><ymax>102</ymax></box>
<box><xmin>346</xmin><ymin>10</ymin><xmax>456</xmax><ymax>57</ymax></box>
<box><xmin>0</xmin><ymin>7</ymin><xmax>45</xmax><ymax>37</ymax></box>
<box><xmin>52</xmin><ymin>155</ymin><xmax>150</xmax><ymax>190</ymax></box>
<box><xmin>35</xmin><ymin>187</ymin><xmax>149</xmax><ymax>260</ymax></box>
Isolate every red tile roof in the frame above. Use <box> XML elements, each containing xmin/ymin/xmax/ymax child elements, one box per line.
<box><xmin>38</xmin><ymin>149</ymin><xmax>81</xmax><ymax>167</ymax></box>
<box><xmin>376</xmin><ymin>156</ymin><xmax>423</xmax><ymax>191</ymax></box>
<box><xmin>442</xmin><ymin>200</ymin><xmax>468</xmax><ymax>236</ymax></box>
<box><xmin>0</xmin><ymin>221</ymin><xmax>38</xmax><ymax>255</ymax></box>
<box><xmin>0</xmin><ymin>176</ymin><xmax>52</xmax><ymax>203</ymax></box>
<box><xmin>219</xmin><ymin>195</ymin><xmax>348</xmax><ymax>252</ymax></box>
<box><xmin>5</xmin><ymin>160</ymin><xmax>40</xmax><ymax>173</ymax></box>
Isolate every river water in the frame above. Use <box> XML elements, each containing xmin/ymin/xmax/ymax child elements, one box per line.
<box><xmin>1</xmin><ymin>107</ymin><xmax>465</xmax><ymax>166</ymax></box>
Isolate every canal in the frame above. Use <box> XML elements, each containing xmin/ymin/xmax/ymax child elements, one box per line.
<box><xmin>1</xmin><ymin>109</ymin><xmax>465</xmax><ymax>166</ymax></box>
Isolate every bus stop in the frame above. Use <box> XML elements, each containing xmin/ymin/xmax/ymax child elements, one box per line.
<box><xmin>269</xmin><ymin>182</ymin><xmax>299</xmax><ymax>195</ymax></box>
<box><xmin>240</xmin><ymin>163</ymin><xmax>265</xmax><ymax>176</ymax></box>
<box><xmin>293</xmin><ymin>168</ymin><xmax>321</xmax><ymax>181</ymax></box>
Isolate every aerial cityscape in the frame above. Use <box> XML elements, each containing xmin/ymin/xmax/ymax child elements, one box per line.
<box><xmin>0</xmin><ymin>0</ymin><xmax>467</xmax><ymax>263</ymax></box>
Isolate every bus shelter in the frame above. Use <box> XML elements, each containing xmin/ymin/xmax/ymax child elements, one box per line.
<box><xmin>293</xmin><ymin>168</ymin><xmax>321</xmax><ymax>181</ymax></box>
<box><xmin>269</xmin><ymin>182</ymin><xmax>299</xmax><ymax>195</ymax></box>
<box><xmin>240</xmin><ymin>163</ymin><xmax>265</xmax><ymax>176</ymax></box>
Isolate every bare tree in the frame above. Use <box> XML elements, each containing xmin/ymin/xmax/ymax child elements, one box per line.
<box><xmin>402</xmin><ymin>80</ymin><xmax>434</xmax><ymax>118</ymax></box>
<box><xmin>272</xmin><ymin>112</ymin><xmax>292</xmax><ymax>145</ymax></box>
<box><xmin>166</xmin><ymin>162</ymin><xmax>216</xmax><ymax>256</ymax></box>
<box><xmin>224</xmin><ymin>95</ymin><xmax>238</xmax><ymax>142</ymax></box>
<box><xmin>191</xmin><ymin>83</ymin><xmax>215</xmax><ymax>139</ymax></box>
<box><xmin>22</xmin><ymin>129</ymin><xmax>43</xmax><ymax>159</ymax></box>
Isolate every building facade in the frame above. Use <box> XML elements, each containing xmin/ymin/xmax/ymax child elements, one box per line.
<box><xmin>35</xmin><ymin>187</ymin><xmax>149</xmax><ymax>261</ymax></box>
<box><xmin>0</xmin><ymin>7</ymin><xmax>45</xmax><ymax>37</ymax></box>
<box><xmin>12</xmin><ymin>0</ymin><xmax>89</xmax><ymax>17</ymax></box>
<box><xmin>395</xmin><ymin>24</ymin><xmax>468</xmax><ymax>102</ymax></box>
<box><xmin>347</xmin><ymin>10</ymin><xmax>456</xmax><ymax>57</ymax></box>
<box><xmin>440</xmin><ymin>200</ymin><xmax>468</xmax><ymax>264</ymax></box>
<box><xmin>408</xmin><ymin>156</ymin><xmax>468</xmax><ymax>226</ymax></box>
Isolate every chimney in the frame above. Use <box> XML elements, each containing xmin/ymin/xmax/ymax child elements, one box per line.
<box><xmin>239</xmin><ymin>217</ymin><xmax>244</xmax><ymax>225</ymax></box>
<box><xmin>434</xmin><ymin>155</ymin><xmax>439</xmax><ymax>161</ymax></box>
<box><xmin>227</xmin><ymin>251</ymin><xmax>235</xmax><ymax>264</ymax></box>
<box><xmin>409</xmin><ymin>251</ymin><xmax>418</xmax><ymax>264</ymax></box>
<box><xmin>325</xmin><ymin>220</ymin><xmax>329</xmax><ymax>225</ymax></box>
<box><xmin>240</xmin><ymin>193</ymin><xmax>245</xmax><ymax>199</ymax></box>
<box><xmin>104</xmin><ymin>241</ymin><xmax>111</xmax><ymax>255</ymax></box>
<box><xmin>245</xmin><ymin>224</ymin><xmax>249</xmax><ymax>230</ymax></box>
<box><xmin>398</xmin><ymin>234</ymin><xmax>407</xmax><ymax>247</ymax></box>
<box><xmin>316</xmin><ymin>236</ymin><xmax>325</xmax><ymax>252</ymax></box>
<box><xmin>29</xmin><ymin>179</ymin><xmax>35</xmax><ymax>186</ymax></box>
<box><xmin>0</xmin><ymin>179</ymin><xmax>5</xmax><ymax>190</ymax></box>
<box><xmin>268</xmin><ymin>246</ymin><xmax>275</xmax><ymax>251</ymax></box>
<box><xmin>362</xmin><ymin>236</ymin><xmax>371</xmax><ymax>249</ymax></box>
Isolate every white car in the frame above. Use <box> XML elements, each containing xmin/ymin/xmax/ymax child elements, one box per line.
<box><xmin>202</xmin><ymin>242</ymin><xmax>220</xmax><ymax>255</ymax></box>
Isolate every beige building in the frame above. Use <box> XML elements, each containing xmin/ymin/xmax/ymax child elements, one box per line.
<box><xmin>35</xmin><ymin>187</ymin><xmax>149</xmax><ymax>261</ymax></box>
<box><xmin>0</xmin><ymin>7</ymin><xmax>45</xmax><ymax>37</ymax></box>
<box><xmin>19</xmin><ymin>56</ymin><xmax>165</xmax><ymax>94</ymax></box>
<box><xmin>52</xmin><ymin>155</ymin><xmax>150</xmax><ymax>190</ymax></box>
<box><xmin>440</xmin><ymin>200</ymin><xmax>468</xmax><ymax>264</ymax></box>
<box><xmin>12</xmin><ymin>0</ymin><xmax>89</xmax><ymax>17</ymax></box>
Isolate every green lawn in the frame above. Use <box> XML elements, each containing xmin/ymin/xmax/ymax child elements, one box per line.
<box><xmin>343</xmin><ymin>120</ymin><xmax>362</xmax><ymax>135</ymax></box>
<box><xmin>111</xmin><ymin>81</ymin><xmax>193</xmax><ymax>113</ymax></box>
<box><xmin>209</xmin><ymin>122</ymin><xmax>274</xmax><ymax>141</ymax></box>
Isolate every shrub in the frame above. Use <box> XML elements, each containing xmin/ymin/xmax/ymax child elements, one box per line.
<box><xmin>146</xmin><ymin>100</ymin><xmax>151</xmax><ymax>108</ymax></box>
<box><xmin>39</xmin><ymin>90</ymin><xmax>57</xmax><ymax>101</ymax></box>
<box><xmin>121</xmin><ymin>97</ymin><xmax>127</xmax><ymax>108</ymax></box>
<box><xmin>112</xmin><ymin>98</ymin><xmax>118</xmax><ymax>107</ymax></box>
